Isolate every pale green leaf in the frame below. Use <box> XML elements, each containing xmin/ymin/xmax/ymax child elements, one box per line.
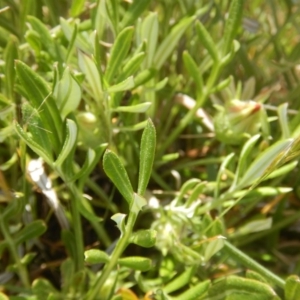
<box><xmin>105</xmin><ymin>27</ymin><xmax>134</xmax><ymax>83</ymax></box>
<box><xmin>113</xmin><ymin>102</ymin><xmax>151</xmax><ymax>113</ymax></box>
<box><xmin>154</xmin><ymin>16</ymin><xmax>195</xmax><ymax>69</ymax></box>
<box><xmin>222</xmin><ymin>0</ymin><xmax>243</xmax><ymax>55</ymax></box>
<box><xmin>53</xmin><ymin>67</ymin><xmax>82</xmax><ymax>120</ymax></box>
<box><xmin>164</xmin><ymin>267</ymin><xmax>196</xmax><ymax>294</ymax></box>
<box><xmin>195</xmin><ymin>21</ymin><xmax>219</xmax><ymax>62</ymax></box>
<box><xmin>138</xmin><ymin>119</ymin><xmax>156</xmax><ymax>195</ymax></box>
<box><xmin>140</xmin><ymin>12</ymin><xmax>159</xmax><ymax>67</ymax></box>
<box><xmin>107</xmin><ymin>76</ymin><xmax>135</xmax><ymax>93</ymax></box>
<box><xmin>84</xmin><ymin>249</ymin><xmax>109</xmax><ymax>264</ymax></box>
<box><xmin>118</xmin><ymin>256</ymin><xmax>152</xmax><ymax>271</ymax></box>
<box><xmin>55</xmin><ymin>119</ymin><xmax>78</xmax><ymax>167</ymax></box>
<box><xmin>78</xmin><ymin>51</ymin><xmax>103</xmax><ymax>100</ymax></box>
<box><xmin>237</xmin><ymin>139</ymin><xmax>294</xmax><ymax>189</ymax></box>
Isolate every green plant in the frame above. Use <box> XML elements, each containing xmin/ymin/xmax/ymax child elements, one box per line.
<box><xmin>1</xmin><ymin>0</ymin><xmax>300</xmax><ymax>299</ymax></box>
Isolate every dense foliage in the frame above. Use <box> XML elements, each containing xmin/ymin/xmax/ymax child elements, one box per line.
<box><xmin>1</xmin><ymin>0</ymin><xmax>300</xmax><ymax>299</ymax></box>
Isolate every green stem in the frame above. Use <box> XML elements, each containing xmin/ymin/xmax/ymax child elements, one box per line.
<box><xmin>68</xmin><ymin>184</ymin><xmax>85</xmax><ymax>272</ymax></box>
<box><xmin>0</xmin><ymin>214</ymin><xmax>30</xmax><ymax>287</ymax></box>
<box><xmin>223</xmin><ymin>240</ymin><xmax>285</xmax><ymax>288</ymax></box>
<box><xmin>85</xmin><ymin>211</ymin><xmax>137</xmax><ymax>300</ymax></box>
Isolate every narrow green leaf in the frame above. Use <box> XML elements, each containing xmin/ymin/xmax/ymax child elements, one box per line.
<box><xmin>204</xmin><ymin>236</ymin><xmax>225</xmax><ymax>262</ymax></box>
<box><xmin>65</xmin><ymin>23</ymin><xmax>78</xmax><ymax>64</ymax></box>
<box><xmin>246</xmin><ymin>270</ymin><xmax>268</xmax><ymax>284</ymax></box>
<box><xmin>120</xmin><ymin>0</ymin><xmax>151</xmax><ymax>28</ymax></box>
<box><xmin>174</xmin><ymin>280</ymin><xmax>210</xmax><ymax>300</ymax></box>
<box><xmin>21</xmin><ymin>102</ymin><xmax>53</xmax><ymax>159</ymax></box>
<box><xmin>106</xmin><ymin>0</ymin><xmax>119</xmax><ymax>34</ymax></box>
<box><xmin>78</xmin><ymin>198</ymin><xmax>103</xmax><ymax>223</ymax></box>
<box><xmin>4</xmin><ymin>36</ymin><xmax>18</xmax><ymax>99</ymax></box>
<box><xmin>175</xmin><ymin>179</ymin><xmax>201</xmax><ymax>205</ymax></box>
<box><xmin>215</xmin><ymin>153</ymin><xmax>235</xmax><ymax>199</ymax></box>
<box><xmin>27</xmin><ymin>16</ymin><xmax>56</xmax><ymax>59</ymax></box>
<box><xmin>285</xmin><ymin>275</ymin><xmax>300</xmax><ymax>300</ymax></box>
<box><xmin>118</xmin><ymin>256</ymin><xmax>152</xmax><ymax>271</ymax></box>
<box><xmin>107</xmin><ymin>76</ymin><xmax>135</xmax><ymax>93</ymax></box>
<box><xmin>186</xmin><ymin>182</ymin><xmax>206</xmax><ymax>207</ymax></box>
<box><xmin>232</xmin><ymin>187</ymin><xmax>292</xmax><ymax>198</ymax></box>
<box><xmin>130</xmin><ymin>229</ymin><xmax>157</xmax><ymax>248</ymax></box>
<box><xmin>15</xmin><ymin>61</ymin><xmax>63</xmax><ymax>152</ymax></box>
<box><xmin>15</xmin><ymin>220</ymin><xmax>47</xmax><ymax>245</ymax></box>
<box><xmin>25</xmin><ymin>29</ymin><xmax>41</xmax><ymax>53</ymax></box>
<box><xmin>54</xmin><ymin>119</ymin><xmax>78</xmax><ymax>168</ymax></box>
<box><xmin>208</xmin><ymin>276</ymin><xmax>279</xmax><ymax>299</ymax></box>
<box><xmin>230</xmin><ymin>134</ymin><xmax>261</xmax><ymax>191</ymax></box>
<box><xmin>70</xmin><ymin>0</ymin><xmax>85</xmax><ymax>17</ymax></box>
<box><xmin>78</xmin><ymin>51</ymin><xmax>103</xmax><ymax>100</ymax></box>
<box><xmin>20</xmin><ymin>252</ymin><xmax>37</xmax><ymax>265</ymax></box>
<box><xmin>232</xmin><ymin>218</ymin><xmax>272</xmax><ymax>238</ymax></box>
<box><xmin>60</xmin><ymin>18</ymin><xmax>93</xmax><ymax>54</ymax></box>
<box><xmin>222</xmin><ymin>0</ymin><xmax>243</xmax><ymax>55</ymax></box>
<box><xmin>210</xmin><ymin>76</ymin><xmax>232</xmax><ymax>94</ymax></box>
<box><xmin>14</xmin><ymin>121</ymin><xmax>53</xmax><ymax>165</ymax></box>
<box><xmin>133</xmin><ymin>68</ymin><xmax>156</xmax><ymax>88</ymax></box>
<box><xmin>183</xmin><ymin>51</ymin><xmax>203</xmax><ymax>98</ymax></box>
<box><xmin>154</xmin><ymin>16</ymin><xmax>195</xmax><ymax>69</ymax></box>
<box><xmin>84</xmin><ymin>249</ymin><xmax>109</xmax><ymax>264</ymax></box>
<box><xmin>113</xmin><ymin>102</ymin><xmax>151</xmax><ymax>113</ymax></box>
<box><xmin>195</xmin><ymin>21</ymin><xmax>219</xmax><ymax>62</ymax></box>
<box><xmin>53</xmin><ymin>67</ymin><xmax>82</xmax><ymax>120</ymax></box>
<box><xmin>117</xmin><ymin>120</ymin><xmax>148</xmax><ymax>132</ymax></box>
<box><xmin>122</xmin><ymin>52</ymin><xmax>146</xmax><ymax>78</ymax></box>
<box><xmin>103</xmin><ymin>150</ymin><xmax>134</xmax><ymax>205</ymax></box>
<box><xmin>278</xmin><ymin>103</ymin><xmax>290</xmax><ymax>139</ymax></box>
<box><xmin>140</xmin><ymin>12</ymin><xmax>159</xmax><ymax>68</ymax></box>
<box><xmin>264</xmin><ymin>161</ymin><xmax>298</xmax><ymax>180</ymax></box>
<box><xmin>75</xmin><ymin>144</ymin><xmax>107</xmax><ymax>187</ymax></box>
<box><xmin>164</xmin><ymin>267</ymin><xmax>196</xmax><ymax>294</ymax></box>
<box><xmin>94</xmin><ymin>0</ymin><xmax>112</xmax><ymax>37</ymax></box>
<box><xmin>105</xmin><ymin>27</ymin><xmax>134</xmax><ymax>83</ymax></box>
<box><xmin>238</xmin><ymin>139</ymin><xmax>294</xmax><ymax>189</ymax></box>
<box><xmin>138</xmin><ymin>119</ymin><xmax>156</xmax><ymax>195</ymax></box>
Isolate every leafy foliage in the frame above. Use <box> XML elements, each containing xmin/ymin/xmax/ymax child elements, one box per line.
<box><xmin>0</xmin><ymin>0</ymin><xmax>300</xmax><ymax>299</ymax></box>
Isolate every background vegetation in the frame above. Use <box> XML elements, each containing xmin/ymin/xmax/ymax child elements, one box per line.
<box><xmin>1</xmin><ymin>0</ymin><xmax>300</xmax><ymax>299</ymax></box>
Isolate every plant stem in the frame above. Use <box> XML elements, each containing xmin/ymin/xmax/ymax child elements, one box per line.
<box><xmin>68</xmin><ymin>184</ymin><xmax>85</xmax><ymax>272</ymax></box>
<box><xmin>223</xmin><ymin>240</ymin><xmax>285</xmax><ymax>288</ymax></box>
<box><xmin>0</xmin><ymin>214</ymin><xmax>30</xmax><ymax>287</ymax></box>
<box><xmin>85</xmin><ymin>211</ymin><xmax>137</xmax><ymax>300</ymax></box>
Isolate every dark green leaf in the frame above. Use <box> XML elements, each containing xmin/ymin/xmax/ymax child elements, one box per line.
<box><xmin>103</xmin><ymin>150</ymin><xmax>134</xmax><ymax>205</ymax></box>
<box><xmin>105</xmin><ymin>27</ymin><xmax>134</xmax><ymax>84</ymax></box>
<box><xmin>15</xmin><ymin>220</ymin><xmax>47</xmax><ymax>245</ymax></box>
<box><xmin>222</xmin><ymin>0</ymin><xmax>243</xmax><ymax>55</ymax></box>
<box><xmin>15</xmin><ymin>61</ymin><xmax>63</xmax><ymax>153</ymax></box>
